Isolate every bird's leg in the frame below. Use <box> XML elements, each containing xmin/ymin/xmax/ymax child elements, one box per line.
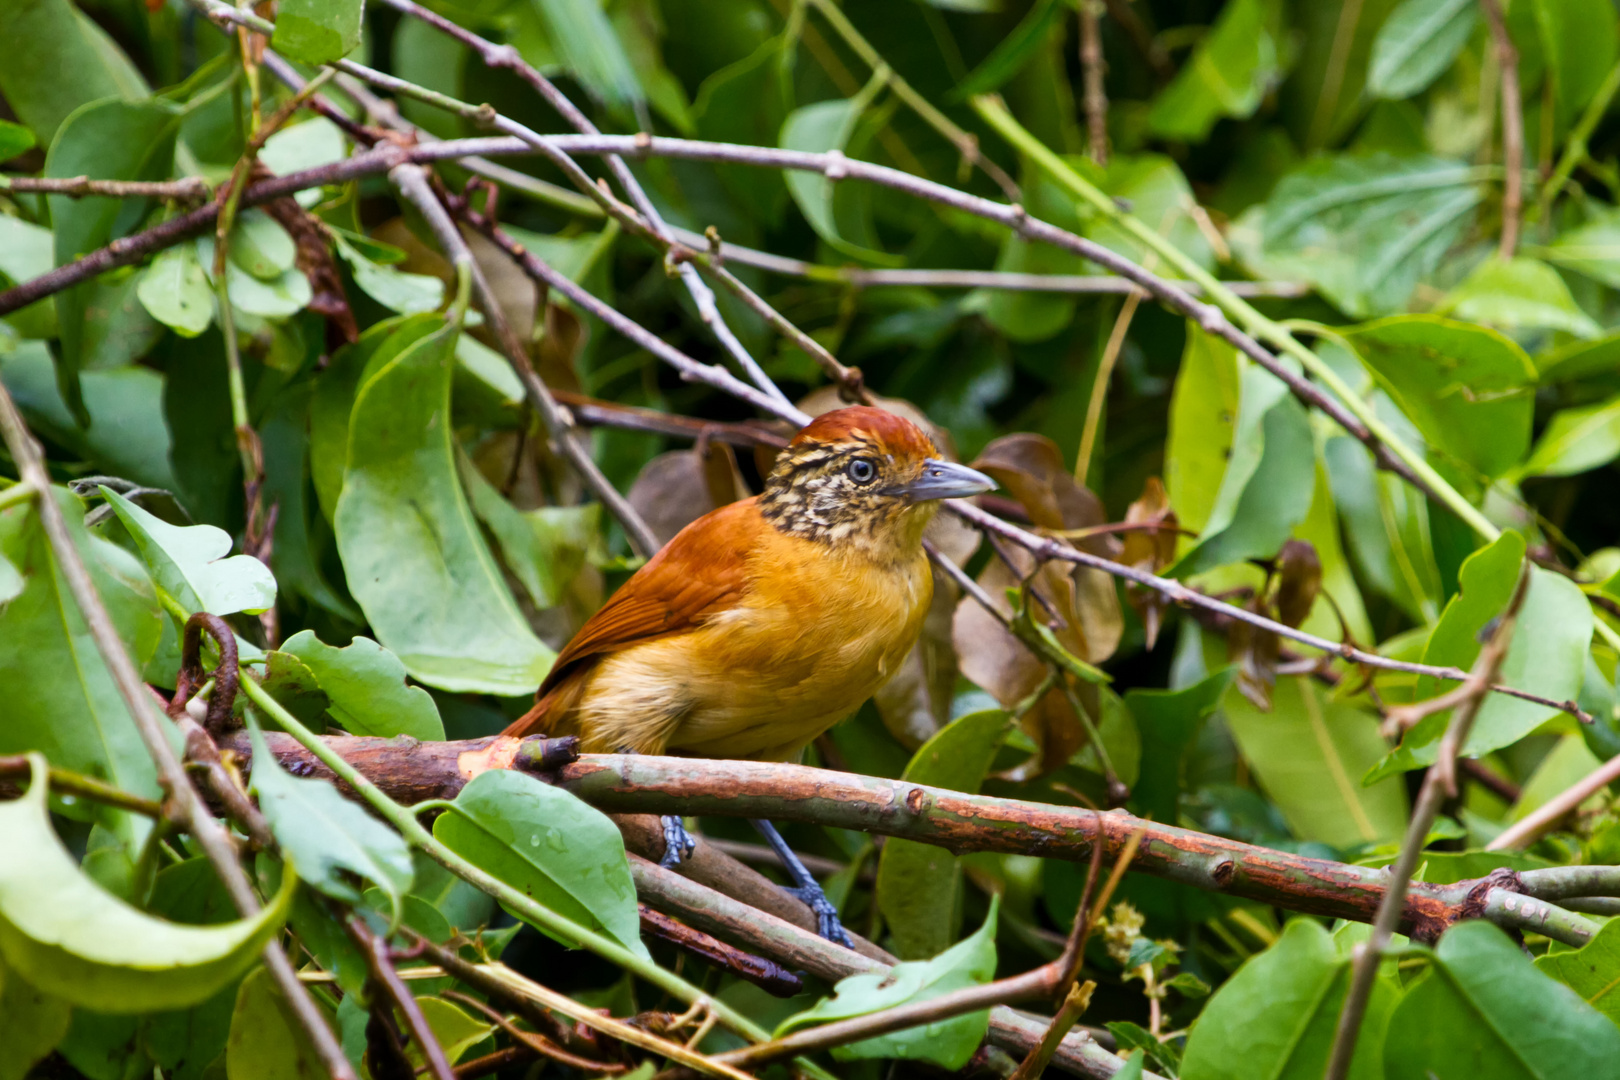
<box><xmin>660</xmin><ymin>814</ymin><xmax>696</xmax><ymax>868</ymax></box>
<box><xmin>750</xmin><ymin>819</ymin><xmax>855</xmax><ymax>948</ymax></box>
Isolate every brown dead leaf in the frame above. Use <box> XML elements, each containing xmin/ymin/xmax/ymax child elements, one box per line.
<box><xmin>628</xmin><ymin>443</ymin><xmax>751</xmax><ymax>547</ymax></box>
<box><xmin>1120</xmin><ymin>476</ymin><xmax>1178</xmax><ymax>649</ymax></box>
<box><xmin>1230</xmin><ymin>599</ymin><xmax>1279</xmax><ymax>711</ymax></box>
<box><xmin>873</xmin><ymin>569</ymin><xmax>961</xmax><ymax>749</ymax></box>
<box><xmin>253</xmin><ymin>162</ymin><xmax>356</xmax><ymax>347</ymax></box>
<box><xmin>1273</xmin><ymin>539</ymin><xmax>1322</xmax><ymax>630</ymax></box>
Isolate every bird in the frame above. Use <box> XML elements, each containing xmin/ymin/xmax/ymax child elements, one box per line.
<box><xmin>504</xmin><ymin>405</ymin><xmax>996</xmax><ymax>945</ymax></box>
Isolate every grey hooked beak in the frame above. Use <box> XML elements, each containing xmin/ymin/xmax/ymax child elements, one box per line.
<box><xmin>899</xmin><ymin>459</ymin><xmax>997</xmax><ymax>502</ymax></box>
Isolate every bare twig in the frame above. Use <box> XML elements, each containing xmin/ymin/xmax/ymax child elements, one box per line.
<box><xmin>639</xmin><ymin>905</ymin><xmax>804</xmax><ymax>998</ymax></box>
<box><xmin>0</xmin><ymin>755</ymin><xmax>168</xmax><ymax>819</ymax></box>
<box><xmin>1324</xmin><ymin>567</ymin><xmax>1531</xmax><ymax>1080</ymax></box>
<box><xmin>0</xmin><ymin>380</ymin><xmax>353</xmax><ymax>1080</ymax></box>
<box><xmin>441</xmin><ymin>991</ymin><xmax>627</xmax><ymax>1074</ymax></box>
<box><xmin>1479</xmin><ymin>0</ymin><xmax>1523</xmax><ymax>257</ymax></box>
<box><xmin>1079</xmin><ymin>0</ymin><xmax>1108</xmax><ymax>166</ymax></box>
<box><xmin>1487</xmin><ymin>750</ymin><xmax>1620</xmax><ymax>851</ymax></box>
<box><xmin>1537</xmin><ymin>60</ymin><xmax>1620</xmax><ymax>220</ymax></box>
<box><xmin>1076</xmin><ymin>291</ymin><xmax>1137</xmax><ymax>483</ymax></box>
<box><xmin>349</xmin><ymin>916</ymin><xmax>456</xmax><ymax>1080</ymax></box>
<box><xmin>1</xmin><ymin>175</ymin><xmax>211</xmax><ymax>200</ymax></box>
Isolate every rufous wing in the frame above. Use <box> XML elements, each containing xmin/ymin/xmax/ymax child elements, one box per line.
<box><xmin>503</xmin><ymin>497</ymin><xmax>761</xmax><ymax>736</ymax></box>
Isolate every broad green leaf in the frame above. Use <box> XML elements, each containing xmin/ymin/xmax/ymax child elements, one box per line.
<box><xmin>1530</xmin><ymin>0</ymin><xmax>1618</xmax><ymax>133</ymax></box>
<box><xmin>223</xmin><ymin>967</ymin><xmax>329</xmax><ymax>1080</ymax></box>
<box><xmin>1166</xmin><ymin>324</ymin><xmax>1242</xmax><ymax>540</ymax></box>
<box><xmin>100</xmin><ymin>487</ymin><xmax>278</xmax><ymax>616</ymax></box>
<box><xmin>951</xmin><ymin>0</ymin><xmax>1064</xmax><ymax>99</ymax></box>
<box><xmin>1536</xmin><ymin>916</ymin><xmax>1620</xmax><ymax>1026</ymax></box>
<box><xmin>1536</xmin><ymin>331</ymin><xmax>1620</xmax><ymax>384</ymax></box>
<box><xmin>609</xmin><ymin>2</ymin><xmax>694</xmax><ymax>135</ymax></box>
<box><xmin>876</xmin><ymin>709</ymin><xmax>1012</xmax><ymax>960</ymax></box>
<box><xmin>1441</xmin><ymin>256</ymin><xmax>1600</xmax><ymax>339</ymax></box>
<box><xmin>258</xmin><ymin>389</ymin><xmax>361</xmax><ymax>622</ymax></box>
<box><xmin>0</xmin><ymin>0</ymin><xmax>146</xmax><ymax>141</ymax></box>
<box><xmin>433</xmin><ymin>769</ymin><xmax>648</xmax><ymax>960</ymax></box>
<box><xmin>1325</xmin><ymin>431</ymin><xmax>1442</xmax><ymax>624</ymax></box>
<box><xmin>137</xmin><ymin>244</ymin><xmax>213</xmax><ymax>338</ymax></box>
<box><xmin>0</xmin><ymin>119</ymin><xmax>34</xmax><ymax>161</ymax></box>
<box><xmin>226</xmin><ymin>211</ymin><xmax>296</xmax><ymax>282</ymax></box>
<box><xmin>0</xmin><ymin>948</ymin><xmax>72</xmax><ymax>1080</ymax></box>
<box><xmin>333</xmin><ymin>235</ymin><xmax>444</xmax><ymax>315</ymax></box>
<box><xmin>1508</xmin><ymin>734</ymin><xmax>1603</xmax><ymax>823</ymax></box>
<box><xmin>1172</xmin><ymin>358</ymin><xmax>1315</xmax><ymax>577</ymax></box>
<box><xmin>1538</xmin><ymin>206</ymin><xmax>1620</xmax><ymax>289</ymax></box>
<box><xmin>0</xmin><ymin>756</ymin><xmax>294</xmax><ymax>1012</ymax></box>
<box><xmin>691</xmin><ymin>35</ymin><xmax>792</xmax><ymax>224</ymax></box>
<box><xmin>1182</xmin><ymin>920</ymin><xmax>1393</xmax><ymax>1080</ymax></box>
<box><xmin>530</xmin><ymin>0</ymin><xmax>642</xmax><ymax>111</ymax></box>
<box><xmin>777</xmin><ymin>900</ymin><xmax>999</xmax><ymax>1070</ymax></box>
<box><xmin>197</xmin><ymin>237</ymin><xmax>312</xmax><ymax>320</ymax></box>
<box><xmin>1224</xmin><ymin>675</ymin><xmax>1409</xmax><ymax>847</ymax></box>
<box><xmin>272</xmin><ymin>0</ymin><xmax>364</xmax><ymax>65</ymax></box>
<box><xmin>245</xmin><ymin>718</ymin><xmax>413</xmax><ymax>922</ymax></box>
<box><xmin>309</xmin><ymin>314</ymin><xmax>435</xmax><ymax>526</ymax></box>
<box><xmin>1249</xmin><ymin>153</ymin><xmax>1482</xmax><ymax>317</ymax></box>
<box><xmin>409</xmin><ymin>998</ymin><xmax>495</xmax><ymax>1068</ymax></box>
<box><xmin>1367</xmin><ymin>0</ymin><xmax>1476</xmax><ymax>100</ymax></box>
<box><xmin>458</xmin><ymin>453</ymin><xmax>600</xmax><ymax>610</ymax></box>
<box><xmin>56</xmin><ymin>1009</ymin><xmax>145</xmax><ymax>1080</ymax></box>
<box><xmin>1086</xmin><ymin>154</ymin><xmax>1216</xmax><ymax>275</ymax></box>
<box><xmin>333</xmin><ymin>318</ymin><xmax>553</xmax><ymax>693</ymax></box>
<box><xmin>1148</xmin><ymin>0</ymin><xmax>1278</xmax><ymax>142</ymax></box>
<box><xmin>1343</xmin><ymin>316</ymin><xmax>1536</xmax><ymax>479</ymax></box>
<box><xmin>1384</xmin><ymin>921</ymin><xmax>1620</xmax><ymax>1077</ymax></box>
<box><xmin>1126</xmin><ymin>668</ymin><xmax>1235</xmax><ymax>827</ymax></box>
<box><xmin>779</xmin><ymin>86</ymin><xmax>899</xmax><ymax>267</ymax></box>
<box><xmin>276</xmin><ymin>630</ymin><xmax>445</xmax><ymax>741</ymax></box>
<box><xmin>0</xmin><ymin>216</ymin><xmax>57</xmax><ymax>340</ymax></box>
<box><xmin>258</xmin><ymin>119</ymin><xmax>347</xmax><ymax>187</ymax></box>
<box><xmin>1517</xmin><ymin>393</ymin><xmax>1620</xmax><ymax>478</ymax></box>
<box><xmin>0</xmin><ymin>489</ymin><xmax>166</xmax><ymax>845</ymax></box>
<box><xmin>1375</xmin><ymin>533</ymin><xmax>1592</xmax><ymax>777</ymax></box>
<box><xmin>47</xmin><ymin>98</ymin><xmax>181</xmax><ymax>422</ymax></box>
<box><xmin>981</xmin><ymin>166</ymin><xmax>1088</xmax><ymax>343</ymax></box>
<box><xmin>1282</xmin><ymin>0</ymin><xmax>1403</xmax><ymax>149</ymax></box>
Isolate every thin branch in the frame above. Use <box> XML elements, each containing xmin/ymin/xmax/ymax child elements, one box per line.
<box><xmin>0</xmin><ymin>755</ymin><xmax>168</xmax><ymax>819</ymax></box>
<box><xmin>440</xmin><ymin>991</ymin><xmax>627</xmax><ymax>1074</ymax></box>
<box><xmin>1078</xmin><ymin>0</ymin><xmax>1108</xmax><ymax>166</ymax></box>
<box><xmin>639</xmin><ymin>905</ymin><xmax>804</xmax><ymax>998</ymax></box>
<box><xmin>1487</xmin><ymin>750</ymin><xmax>1620</xmax><ymax>851</ymax></box>
<box><xmin>1479</xmin><ymin>0</ymin><xmax>1523</xmax><ymax>258</ymax></box>
<box><xmin>1076</xmin><ymin>291</ymin><xmax>1137</xmax><ymax>484</ymax></box>
<box><xmin>1537</xmin><ymin>59</ymin><xmax>1620</xmax><ymax>220</ymax></box>
<box><xmin>349</xmin><ymin>916</ymin><xmax>456</xmax><ymax>1080</ymax></box>
<box><xmin>389</xmin><ymin>162</ymin><xmax>661</xmax><ymax>557</ymax></box>
<box><xmin>1324</xmin><ymin>567</ymin><xmax>1531</xmax><ymax>1080</ymax></box>
<box><xmin>1009</xmin><ymin>981</ymin><xmax>1096</xmax><ymax>1080</ymax></box>
<box><xmin>0</xmin><ymin>382</ymin><xmax>354</xmax><ymax>1080</ymax></box>
<box><xmin>1</xmin><ymin>175</ymin><xmax>211</xmax><ymax>200</ymax></box>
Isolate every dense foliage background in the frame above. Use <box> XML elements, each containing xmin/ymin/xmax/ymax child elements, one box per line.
<box><xmin>8</xmin><ymin>0</ymin><xmax>1620</xmax><ymax>1077</ymax></box>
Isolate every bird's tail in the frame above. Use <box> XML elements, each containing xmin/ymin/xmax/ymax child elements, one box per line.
<box><xmin>502</xmin><ymin>684</ymin><xmax>570</xmax><ymax>738</ymax></box>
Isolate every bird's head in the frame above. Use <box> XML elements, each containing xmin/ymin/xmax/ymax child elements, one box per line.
<box><xmin>760</xmin><ymin>406</ymin><xmax>995</xmax><ymax>556</ymax></box>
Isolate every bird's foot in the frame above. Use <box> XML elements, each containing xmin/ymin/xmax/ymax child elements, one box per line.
<box><xmin>659</xmin><ymin>815</ymin><xmax>696</xmax><ymax>868</ymax></box>
<box><xmin>788</xmin><ymin>882</ymin><xmax>855</xmax><ymax>949</ymax></box>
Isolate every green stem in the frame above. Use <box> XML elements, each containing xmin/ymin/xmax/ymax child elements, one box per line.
<box><xmin>236</xmin><ymin>676</ymin><xmax>772</xmax><ymax>1045</ymax></box>
<box><xmin>970</xmin><ymin>95</ymin><xmax>1500</xmax><ymax>543</ymax></box>
<box><xmin>1536</xmin><ymin>60</ymin><xmax>1620</xmax><ymax>222</ymax></box>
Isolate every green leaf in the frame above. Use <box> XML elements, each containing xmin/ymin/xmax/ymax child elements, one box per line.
<box><xmin>197</xmin><ymin>237</ymin><xmax>312</xmax><ymax>320</ymax></box>
<box><xmin>223</xmin><ymin>967</ymin><xmax>330</xmax><ymax>1080</ymax></box>
<box><xmin>1126</xmin><ymin>668</ymin><xmax>1235</xmax><ymax>826</ymax></box>
<box><xmin>530</xmin><ymin>0</ymin><xmax>643</xmax><ymax>111</ymax></box>
<box><xmin>1441</xmin><ymin>256</ymin><xmax>1601</xmax><ymax>339</ymax></box>
<box><xmin>1224</xmin><ymin>675</ymin><xmax>1410</xmax><ymax>847</ymax></box>
<box><xmin>1530</xmin><ymin>0</ymin><xmax>1619</xmax><ymax>133</ymax></box>
<box><xmin>137</xmin><ymin>244</ymin><xmax>213</xmax><ymax>338</ymax></box>
<box><xmin>100</xmin><ymin>486</ymin><xmax>278</xmax><ymax>616</ymax></box>
<box><xmin>1367</xmin><ymin>0</ymin><xmax>1476</xmax><ymax>100</ymax></box>
<box><xmin>258</xmin><ymin>389</ymin><xmax>361</xmax><ymax>622</ymax></box>
<box><xmin>1249</xmin><ymin>153</ymin><xmax>1482</xmax><ymax>318</ymax></box>
<box><xmin>409</xmin><ymin>998</ymin><xmax>494</xmax><ymax>1068</ymax></box>
<box><xmin>1384</xmin><ymin>921</ymin><xmax>1620</xmax><ymax>1077</ymax></box>
<box><xmin>47</xmin><ymin>98</ymin><xmax>181</xmax><ymax>423</ymax></box>
<box><xmin>1172</xmin><ymin>355</ymin><xmax>1316</xmax><ymax>577</ymax></box>
<box><xmin>0</xmin><ymin>216</ymin><xmax>57</xmax><ymax>340</ymax></box>
<box><xmin>1343</xmin><ymin>315</ymin><xmax>1536</xmax><ymax>479</ymax></box>
<box><xmin>1166</xmin><ymin>323</ymin><xmax>1242</xmax><ymax>537</ymax></box>
<box><xmin>951</xmin><ymin>0</ymin><xmax>1064</xmax><ymax>99</ymax></box>
<box><xmin>0</xmin><ymin>0</ymin><xmax>147</xmax><ymax>142</ymax></box>
<box><xmin>1148</xmin><ymin>0</ymin><xmax>1278</xmax><ymax>142</ymax></box>
<box><xmin>779</xmin><ymin>86</ymin><xmax>900</xmax><ymax>267</ymax></box>
<box><xmin>0</xmin><ymin>119</ymin><xmax>36</xmax><ymax>161</ymax></box>
<box><xmin>0</xmin><ymin>948</ymin><xmax>72</xmax><ymax>1080</ymax></box>
<box><xmin>276</xmin><ymin>630</ymin><xmax>445</xmax><ymax>741</ymax></box>
<box><xmin>258</xmin><ymin>119</ymin><xmax>347</xmax><ymax>194</ymax></box>
<box><xmin>1086</xmin><ymin>154</ymin><xmax>1216</xmax><ymax>275</ymax></box>
<box><xmin>1182</xmin><ymin>919</ymin><xmax>1394</xmax><ymax>1080</ymax></box>
<box><xmin>876</xmin><ymin>709</ymin><xmax>1012</xmax><ymax>960</ymax></box>
<box><xmin>272</xmin><ymin>0</ymin><xmax>364</xmax><ymax>65</ymax></box>
<box><xmin>458</xmin><ymin>453</ymin><xmax>601</xmax><ymax>610</ymax></box>
<box><xmin>333</xmin><ymin>235</ymin><xmax>444</xmax><ymax>315</ymax></box>
<box><xmin>1325</xmin><ymin>431</ymin><xmax>1443</xmax><ymax>624</ymax></box>
<box><xmin>334</xmin><ymin>318</ymin><xmax>554</xmax><ymax>694</ymax></box>
<box><xmin>245</xmin><ymin>718</ymin><xmax>413</xmax><ymax>922</ymax></box>
<box><xmin>777</xmin><ymin>899</ymin><xmax>999</xmax><ymax>1070</ymax></box>
<box><xmin>1537</xmin><ymin>205</ymin><xmax>1620</xmax><ymax>289</ymax></box>
<box><xmin>1536</xmin><ymin>916</ymin><xmax>1620</xmax><ymax>1026</ymax></box>
<box><xmin>1518</xmin><ymin>393</ymin><xmax>1620</xmax><ymax>478</ymax></box>
<box><xmin>0</xmin><ymin>756</ymin><xmax>294</xmax><ymax>1012</ymax></box>
<box><xmin>226</xmin><ymin>211</ymin><xmax>296</xmax><ymax>283</ymax></box>
<box><xmin>433</xmin><ymin>769</ymin><xmax>648</xmax><ymax>960</ymax></box>
<box><xmin>0</xmin><ymin>489</ymin><xmax>166</xmax><ymax>845</ymax></box>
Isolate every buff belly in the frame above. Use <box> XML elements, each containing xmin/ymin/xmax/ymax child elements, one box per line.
<box><xmin>568</xmin><ymin>551</ymin><xmax>932</xmax><ymax>761</ymax></box>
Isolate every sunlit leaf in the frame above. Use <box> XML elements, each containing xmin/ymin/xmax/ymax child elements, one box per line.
<box><xmin>100</xmin><ymin>487</ymin><xmax>277</xmax><ymax>616</ymax></box>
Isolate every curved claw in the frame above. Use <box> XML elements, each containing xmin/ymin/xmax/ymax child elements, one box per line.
<box><xmin>790</xmin><ymin>885</ymin><xmax>855</xmax><ymax>949</ymax></box>
<box><xmin>659</xmin><ymin>815</ymin><xmax>696</xmax><ymax>868</ymax></box>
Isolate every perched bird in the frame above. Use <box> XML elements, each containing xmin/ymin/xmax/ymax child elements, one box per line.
<box><xmin>505</xmin><ymin>406</ymin><xmax>995</xmax><ymax>944</ymax></box>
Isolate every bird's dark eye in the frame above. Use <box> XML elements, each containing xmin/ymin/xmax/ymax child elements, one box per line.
<box><xmin>847</xmin><ymin>458</ymin><xmax>877</xmax><ymax>484</ymax></box>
